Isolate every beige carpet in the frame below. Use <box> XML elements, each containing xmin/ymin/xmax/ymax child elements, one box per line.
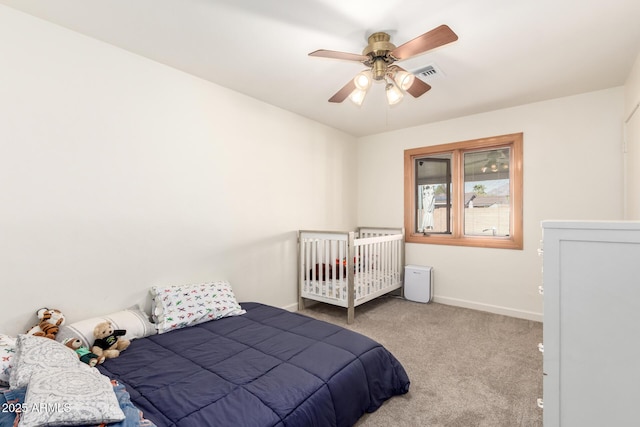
<box><xmin>298</xmin><ymin>296</ymin><xmax>543</xmax><ymax>427</ymax></box>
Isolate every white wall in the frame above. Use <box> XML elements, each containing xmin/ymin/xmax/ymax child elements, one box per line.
<box><xmin>357</xmin><ymin>88</ymin><xmax>625</xmax><ymax>320</ymax></box>
<box><xmin>624</xmin><ymin>52</ymin><xmax>640</xmax><ymax>219</ymax></box>
<box><xmin>1</xmin><ymin>5</ymin><xmax>632</xmax><ymax>336</ymax></box>
<box><xmin>0</xmin><ymin>6</ymin><xmax>358</xmax><ymax>336</ymax></box>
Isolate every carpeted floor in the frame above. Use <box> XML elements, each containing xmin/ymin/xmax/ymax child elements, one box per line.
<box><xmin>298</xmin><ymin>296</ymin><xmax>543</xmax><ymax>427</ymax></box>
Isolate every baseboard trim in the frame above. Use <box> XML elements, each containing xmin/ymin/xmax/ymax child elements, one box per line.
<box><xmin>286</xmin><ymin>297</ymin><xmax>543</xmax><ymax>322</ymax></box>
<box><xmin>281</xmin><ymin>302</ymin><xmax>299</xmax><ymax>312</ymax></box>
<box><xmin>433</xmin><ymin>296</ymin><xmax>543</xmax><ymax>322</ymax></box>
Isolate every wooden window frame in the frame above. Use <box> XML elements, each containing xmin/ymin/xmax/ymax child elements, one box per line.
<box><xmin>404</xmin><ymin>133</ymin><xmax>523</xmax><ymax>249</ymax></box>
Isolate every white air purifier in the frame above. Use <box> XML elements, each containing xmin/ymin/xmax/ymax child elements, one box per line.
<box><xmin>404</xmin><ymin>265</ymin><xmax>433</xmax><ymax>303</ymax></box>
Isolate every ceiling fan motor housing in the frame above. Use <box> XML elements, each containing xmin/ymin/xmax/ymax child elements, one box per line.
<box><xmin>362</xmin><ymin>32</ymin><xmax>397</xmax><ymax>80</ymax></box>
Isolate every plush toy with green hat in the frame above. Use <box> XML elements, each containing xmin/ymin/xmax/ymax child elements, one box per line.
<box><xmin>63</xmin><ymin>337</ymin><xmax>105</xmax><ymax>367</ymax></box>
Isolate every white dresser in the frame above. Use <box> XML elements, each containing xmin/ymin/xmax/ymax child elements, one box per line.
<box><xmin>541</xmin><ymin>221</ymin><xmax>640</xmax><ymax>427</ymax></box>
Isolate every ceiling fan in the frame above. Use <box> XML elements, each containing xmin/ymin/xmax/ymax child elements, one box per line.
<box><xmin>309</xmin><ymin>25</ymin><xmax>458</xmax><ymax>106</ymax></box>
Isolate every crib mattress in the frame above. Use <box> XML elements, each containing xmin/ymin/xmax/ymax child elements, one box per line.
<box><xmin>303</xmin><ymin>271</ymin><xmax>401</xmax><ymax>300</ymax></box>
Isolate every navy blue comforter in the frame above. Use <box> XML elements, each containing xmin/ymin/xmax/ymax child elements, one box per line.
<box><xmin>98</xmin><ymin>303</ymin><xmax>410</xmax><ymax>427</ymax></box>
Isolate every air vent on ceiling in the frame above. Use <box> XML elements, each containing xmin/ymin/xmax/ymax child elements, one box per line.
<box><xmin>412</xmin><ymin>63</ymin><xmax>444</xmax><ymax>79</ymax></box>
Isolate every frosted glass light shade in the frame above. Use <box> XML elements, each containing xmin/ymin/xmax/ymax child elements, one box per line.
<box><xmin>349</xmin><ymin>88</ymin><xmax>367</xmax><ymax>106</ymax></box>
<box><xmin>353</xmin><ymin>70</ymin><xmax>372</xmax><ymax>90</ymax></box>
<box><xmin>393</xmin><ymin>69</ymin><xmax>415</xmax><ymax>91</ymax></box>
<box><xmin>385</xmin><ymin>83</ymin><xmax>403</xmax><ymax>105</ymax></box>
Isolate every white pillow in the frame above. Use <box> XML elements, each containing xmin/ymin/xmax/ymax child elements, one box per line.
<box><xmin>0</xmin><ymin>334</ymin><xmax>16</xmax><ymax>386</ymax></box>
<box><xmin>56</xmin><ymin>305</ymin><xmax>156</xmax><ymax>349</ymax></box>
<box><xmin>150</xmin><ymin>281</ymin><xmax>245</xmax><ymax>334</ymax></box>
<box><xmin>9</xmin><ymin>335</ymin><xmax>80</xmax><ymax>390</ymax></box>
<box><xmin>19</xmin><ymin>367</ymin><xmax>125</xmax><ymax>427</ymax></box>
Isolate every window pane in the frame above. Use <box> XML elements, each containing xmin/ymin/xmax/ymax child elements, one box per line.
<box><xmin>415</xmin><ymin>155</ymin><xmax>452</xmax><ymax>233</ymax></box>
<box><xmin>405</xmin><ymin>133</ymin><xmax>522</xmax><ymax>248</ymax></box>
<box><xmin>463</xmin><ymin>148</ymin><xmax>511</xmax><ymax>237</ymax></box>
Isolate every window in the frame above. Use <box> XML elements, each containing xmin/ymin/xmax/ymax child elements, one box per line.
<box><xmin>404</xmin><ymin>133</ymin><xmax>523</xmax><ymax>249</ymax></box>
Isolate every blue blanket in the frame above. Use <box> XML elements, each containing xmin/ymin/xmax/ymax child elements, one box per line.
<box><xmin>98</xmin><ymin>303</ymin><xmax>410</xmax><ymax>427</ymax></box>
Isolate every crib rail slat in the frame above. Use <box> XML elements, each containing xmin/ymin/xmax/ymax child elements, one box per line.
<box><xmin>347</xmin><ymin>232</ymin><xmax>355</xmax><ymax>324</ymax></box>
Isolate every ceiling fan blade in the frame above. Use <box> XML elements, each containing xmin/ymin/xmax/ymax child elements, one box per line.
<box><xmin>309</xmin><ymin>49</ymin><xmax>368</xmax><ymax>62</ymax></box>
<box><xmin>328</xmin><ymin>79</ymin><xmax>356</xmax><ymax>103</ymax></box>
<box><xmin>405</xmin><ymin>76</ymin><xmax>431</xmax><ymax>98</ymax></box>
<box><xmin>391</xmin><ymin>25</ymin><xmax>458</xmax><ymax>60</ymax></box>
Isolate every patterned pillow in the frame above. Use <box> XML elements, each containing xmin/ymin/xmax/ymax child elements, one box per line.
<box><xmin>0</xmin><ymin>334</ymin><xmax>16</xmax><ymax>386</ymax></box>
<box><xmin>150</xmin><ymin>281</ymin><xmax>246</xmax><ymax>333</ymax></box>
<box><xmin>56</xmin><ymin>305</ymin><xmax>156</xmax><ymax>349</ymax></box>
<box><xmin>9</xmin><ymin>335</ymin><xmax>80</xmax><ymax>390</ymax></box>
<box><xmin>19</xmin><ymin>368</ymin><xmax>125</xmax><ymax>427</ymax></box>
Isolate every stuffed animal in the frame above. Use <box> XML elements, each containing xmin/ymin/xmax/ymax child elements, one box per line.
<box><xmin>91</xmin><ymin>321</ymin><xmax>130</xmax><ymax>359</ymax></box>
<box><xmin>63</xmin><ymin>337</ymin><xmax>105</xmax><ymax>367</ymax></box>
<box><xmin>25</xmin><ymin>308</ymin><xmax>66</xmax><ymax>340</ymax></box>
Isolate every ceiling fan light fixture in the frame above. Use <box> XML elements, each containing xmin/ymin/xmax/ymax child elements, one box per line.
<box><xmin>353</xmin><ymin>70</ymin><xmax>372</xmax><ymax>90</ymax></box>
<box><xmin>385</xmin><ymin>81</ymin><xmax>403</xmax><ymax>105</ymax></box>
<box><xmin>392</xmin><ymin>68</ymin><xmax>415</xmax><ymax>91</ymax></box>
<box><xmin>481</xmin><ymin>160</ymin><xmax>500</xmax><ymax>173</ymax></box>
<box><xmin>349</xmin><ymin>88</ymin><xmax>368</xmax><ymax>106</ymax></box>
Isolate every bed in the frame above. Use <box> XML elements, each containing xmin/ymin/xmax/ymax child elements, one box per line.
<box><xmin>97</xmin><ymin>302</ymin><xmax>410</xmax><ymax>426</ymax></box>
<box><xmin>1</xmin><ymin>282</ymin><xmax>409</xmax><ymax>427</ymax></box>
<box><xmin>298</xmin><ymin>227</ymin><xmax>405</xmax><ymax>323</ymax></box>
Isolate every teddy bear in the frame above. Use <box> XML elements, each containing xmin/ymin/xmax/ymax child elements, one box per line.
<box><xmin>25</xmin><ymin>308</ymin><xmax>66</xmax><ymax>340</ymax></box>
<box><xmin>91</xmin><ymin>321</ymin><xmax>130</xmax><ymax>359</ymax></box>
<box><xmin>63</xmin><ymin>337</ymin><xmax>105</xmax><ymax>367</ymax></box>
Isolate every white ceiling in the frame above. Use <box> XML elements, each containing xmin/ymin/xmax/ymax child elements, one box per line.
<box><xmin>2</xmin><ymin>0</ymin><xmax>639</xmax><ymax>137</ymax></box>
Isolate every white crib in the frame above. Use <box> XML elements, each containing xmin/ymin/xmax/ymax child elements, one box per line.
<box><xmin>298</xmin><ymin>227</ymin><xmax>405</xmax><ymax>324</ymax></box>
